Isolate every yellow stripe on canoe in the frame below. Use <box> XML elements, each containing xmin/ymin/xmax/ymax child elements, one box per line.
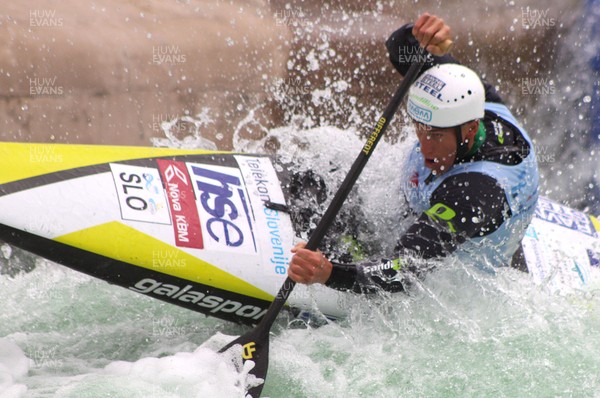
<box><xmin>54</xmin><ymin>221</ymin><xmax>273</xmax><ymax>302</ymax></box>
<box><xmin>0</xmin><ymin>142</ymin><xmax>228</xmax><ymax>185</ymax></box>
<box><xmin>591</xmin><ymin>215</ymin><xmax>600</xmax><ymax>234</ymax></box>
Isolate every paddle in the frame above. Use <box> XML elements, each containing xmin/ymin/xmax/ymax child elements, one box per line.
<box><xmin>219</xmin><ymin>54</ymin><xmax>427</xmax><ymax>397</ymax></box>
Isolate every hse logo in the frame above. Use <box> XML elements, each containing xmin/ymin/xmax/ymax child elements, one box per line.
<box><xmin>188</xmin><ymin>163</ymin><xmax>257</xmax><ymax>253</ymax></box>
<box><xmin>408</xmin><ymin>99</ymin><xmax>432</xmax><ymax>123</ymax></box>
<box><xmin>242</xmin><ymin>342</ymin><xmax>257</xmax><ymax>360</ymax></box>
<box><xmin>110</xmin><ymin>163</ymin><xmax>171</xmax><ymax>224</ymax></box>
<box><xmin>157</xmin><ymin>159</ymin><xmax>203</xmax><ymax>249</ymax></box>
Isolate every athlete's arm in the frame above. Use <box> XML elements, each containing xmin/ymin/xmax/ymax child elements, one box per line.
<box><xmin>324</xmin><ymin>172</ymin><xmax>510</xmax><ymax>293</ymax></box>
<box><xmin>385</xmin><ymin>22</ymin><xmax>504</xmax><ymax>104</ymax></box>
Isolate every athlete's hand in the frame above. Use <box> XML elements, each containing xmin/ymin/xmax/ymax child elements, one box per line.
<box><xmin>288</xmin><ymin>242</ymin><xmax>332</xmax><ymax>285</ymax></box>
<box><xmin>412</xmin><ymin>13</ymin><xmax>453</xmax><ymax>56</ymax></box>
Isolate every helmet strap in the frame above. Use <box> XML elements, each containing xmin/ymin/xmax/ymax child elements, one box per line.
<box><xmin>454</xmin><ymin>125</ymin><xmax>470</xmax><ymax>163</ymax></box>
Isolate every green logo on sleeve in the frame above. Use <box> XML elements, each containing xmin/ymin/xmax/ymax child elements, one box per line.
<box><xmin>391</xmin><ymin>258</ymin><xmax>403</xmax><ymax>271</ymax></box>
<box><xmin>424</xmin><ymin>203</ymin><xmax>457</xmax><ymax>233</ymax></box>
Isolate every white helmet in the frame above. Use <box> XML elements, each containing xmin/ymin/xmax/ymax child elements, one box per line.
<box><xmin>407</xmin><ymin>63</ymin><xmax>485</xmax><ymax>128</ymax></box>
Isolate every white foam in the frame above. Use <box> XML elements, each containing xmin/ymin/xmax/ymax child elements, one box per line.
<box><xmin>51</xmin><ymin>333</ymin><xmax>262</xmax><ymax>398</ymax></box>
<box><xmin>0</xmin><ymin>338</ymin><xmax>29</xmax><ymax>397</ymax></box>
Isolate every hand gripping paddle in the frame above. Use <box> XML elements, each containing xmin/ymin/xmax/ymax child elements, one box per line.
<box><xmin>219</xmin><ymin>53</ymin><xmax>427</xmax><ymax>398</ymax></box>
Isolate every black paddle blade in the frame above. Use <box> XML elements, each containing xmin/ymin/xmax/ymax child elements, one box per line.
<box><xmin>219</xmin><ymin>325</ymin><xmax>271</xmax><ymax>397</ymax></box>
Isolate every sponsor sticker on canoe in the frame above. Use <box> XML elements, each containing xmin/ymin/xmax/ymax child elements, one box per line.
<box><xmin>187</xmin><ymin>162</ymin><xmax>257</xmax><ymax>253</ymax></box>
<box><xmin>157</xmin><ymin>159</ymin><xmax>204</xmax><ymax>249</ymax></box>
<box><xmin>589</xmin><ymin>249</ymin><xmax>600</xmax><ymax>268</ymax></box>
<box><xmin>534</xmin><ymin>196</ymin><xmax>597</xmax><ymax>237</ymax></box>
<box><xmin>236</xmin><ymin>155</ymin><xmax>295</xmax><ymax>277</ymax></box>
<box><xmin>110</xmin><ymin>163</ymin><xmax>170</xmax><ymax>224</ymax></box>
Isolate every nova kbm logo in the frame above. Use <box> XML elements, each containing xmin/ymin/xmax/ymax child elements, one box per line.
<box><xmin>157</xmin><ymin>160</ymin><xmax>203</xmax><ymax>249</ymax></box>
<box><xmin>188</xmin><ymin>163</ymin><xmax>257</xmax><ymax>253</ymax></box>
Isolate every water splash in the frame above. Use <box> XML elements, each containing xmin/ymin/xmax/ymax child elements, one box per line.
<box><xmin>150</xmin><ymin>108</ymin><xmax>219</xmax><ymax>150</ymax></box>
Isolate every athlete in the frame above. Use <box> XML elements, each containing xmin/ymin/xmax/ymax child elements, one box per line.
<box><xmin>287</xmin><ymin>13</ymin><xmax>540</xmax><ymax>293</ymax></box>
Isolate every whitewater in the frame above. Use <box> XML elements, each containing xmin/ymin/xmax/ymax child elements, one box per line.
<box><xmin>2</xmin><ymin>3</ymin><xmax>600</xmax><ymax>398</ymax></box>
<box><xmin>1</xmin><ymin>118</ymin><xmax>599</xmax><ymax>397</ymax></box>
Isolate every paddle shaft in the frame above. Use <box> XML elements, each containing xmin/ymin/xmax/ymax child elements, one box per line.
<box><xmin>257</xmin><ymin>57</ymin><xmax>426</xmax><ymax>330</ymax></box>
<box><xmin>219</xmin><ymin>55</ymin><xmax>427</xmax><ymax>398</ymax></box>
